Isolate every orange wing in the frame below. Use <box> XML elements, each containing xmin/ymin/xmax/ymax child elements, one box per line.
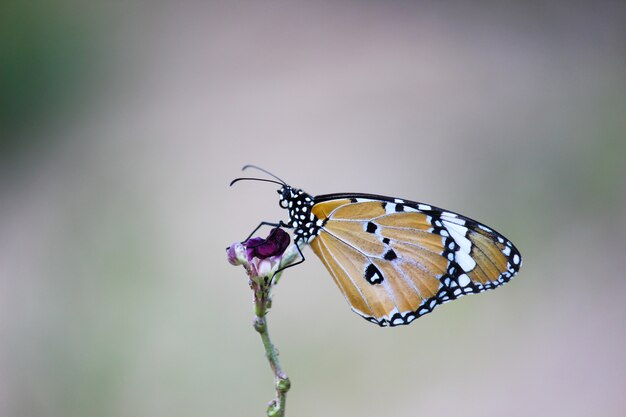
<box><xmin>309</xmin><ymin>197</ymin><xmax>521</xmax><ymax>326</ymax></box>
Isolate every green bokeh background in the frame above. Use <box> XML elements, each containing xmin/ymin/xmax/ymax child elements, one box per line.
<box><xmin>1</xmin><ymin>2</ymin><xmax>625</xmax><ymax>416</ymax></box>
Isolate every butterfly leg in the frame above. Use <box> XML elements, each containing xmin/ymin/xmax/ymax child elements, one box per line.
<box><xmin>272</xmin><ymin>241</ymin><xmax>306</xmax><ymax>279</ymax></box>
<box><xmin>243</xmin><ymin>220</ymin><xmax>291</xmax><ymax>242</ymax></box>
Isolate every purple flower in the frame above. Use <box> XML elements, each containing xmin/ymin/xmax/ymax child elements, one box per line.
<box><xmin>227</xmin><ymin>228</ymin><xmax>292</xmax><ymax>279</ymax></box>
<box><xmin>245</xmin><ymin>228</ymin><xmax>290</xmax><ymax>260</ymax></box>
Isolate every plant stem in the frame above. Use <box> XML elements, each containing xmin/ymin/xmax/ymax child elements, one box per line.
<box><xmin>253</xmin><ymin>282</ymin><xmax>290</xmax><ymax>417</ymax></box>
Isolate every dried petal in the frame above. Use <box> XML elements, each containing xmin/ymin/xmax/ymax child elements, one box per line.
<box><xmin>246</xmin><ymin>228</ymin><xmax>290</xmax><ymax>260</ymax></box>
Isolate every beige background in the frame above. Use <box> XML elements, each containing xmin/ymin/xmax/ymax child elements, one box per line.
<box><xmin>1</xmin><ymin>1</ymin><xmax>625</xmax><ymax>416</ymax></box>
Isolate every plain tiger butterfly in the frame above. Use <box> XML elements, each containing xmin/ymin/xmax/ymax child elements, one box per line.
<box><xmin>232</xmin><ymin>165</ymin><xmax>522</xmax><ymax>327</ymax></box>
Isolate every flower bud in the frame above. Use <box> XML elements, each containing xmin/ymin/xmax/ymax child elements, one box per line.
<box><xmin>226</xmin><ymin>242</ymin><xmax>247</xmax><ymax>266</ymax></box>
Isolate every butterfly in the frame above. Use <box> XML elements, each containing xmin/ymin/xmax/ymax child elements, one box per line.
<box><xmin>232</xmin><ymin>165</ymin><xmax>522</xmax><ymax>327</ymax></box>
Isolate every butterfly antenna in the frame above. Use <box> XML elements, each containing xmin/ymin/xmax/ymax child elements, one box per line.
<box><xmin>242</xmin><ymin>165</ymin><xmax>287</xmax><ymax>185</ymax></box>
<box><xmin>229</xmin><ymin>177</ymin><xmax>284</xmax><ymax>187</ymax></box>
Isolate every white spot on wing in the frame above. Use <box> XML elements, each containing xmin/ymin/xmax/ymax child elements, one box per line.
<box><xmin>458</xmin><ymin>274</ymin><xmax>471</xmax><ymax>287</ymax></box>
<box><xmin>373</xmin><ymin>270</ymin><xmax>383</xmax><ymax>282</ymax></box>
<box><xmin>445</xmin><ymin>221</ymin><xmax>471</xmax><ymax>253</ymax></box>
<box><xmin>441</xmin><ymin>214</ymin><xmax>467</xmax><ymax>226</ymax></box>
<box><xmin>456</xmin><ymin>251</ymin><xmax>477</xmax><ymax>271</ymax></box>
<box><xmin>385</xmin><ymin>203</ymin><xmax>397</xmax><ymax>214</ymax></box>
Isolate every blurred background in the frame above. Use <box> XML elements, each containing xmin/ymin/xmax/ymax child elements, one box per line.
<box><xmin>1</xmin><ymin>1</ymin><xmax>625</xmax><ymax>416</ymax></box>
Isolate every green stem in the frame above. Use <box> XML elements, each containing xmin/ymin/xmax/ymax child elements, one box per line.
<box><xmin>254</xmin><ymin>284</ymin><xmax>290</xmax><ymax>417</ymax></box>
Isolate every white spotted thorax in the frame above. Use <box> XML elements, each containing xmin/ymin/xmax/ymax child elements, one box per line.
<box><xmin>278</xmin><ymin>185</ymin><xmax>323</xmax><ymax>243</ymax></box>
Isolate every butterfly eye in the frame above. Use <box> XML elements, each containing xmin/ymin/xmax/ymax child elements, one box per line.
<box><xmin>279</xmin><ymin>199</ymin><xmax>289</xmax><ymax>208</ymax></box>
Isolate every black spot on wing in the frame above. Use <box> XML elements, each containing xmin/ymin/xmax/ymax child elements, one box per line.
<box><xmin>383</xmin><ymin>249</ymin><xmax>397</xmax><ymax>261</ymax></box>
<box><xmin>364</xmin><ymin>263</ymin><xmax>384</xmax><ymax>285</ymax></box>
<box><xmin>366</xmin><ymin>222</ymin><xmax>377</xmax><ymax>233</ymax></box>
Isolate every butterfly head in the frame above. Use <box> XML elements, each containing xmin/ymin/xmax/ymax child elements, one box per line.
<box><xmin>230</xmin><ymin>165</ymin><xmax>322</xmax><ymax>242</ymax></box>
<box><xmin>277</xmin><ymin>185</ymin><xmax>320</xmax><ymax>242</ymax></box>
<box><xmin>277</xmin><ymin>185</ymin><xmax>292</xmax><ymax>209</ymax></box>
